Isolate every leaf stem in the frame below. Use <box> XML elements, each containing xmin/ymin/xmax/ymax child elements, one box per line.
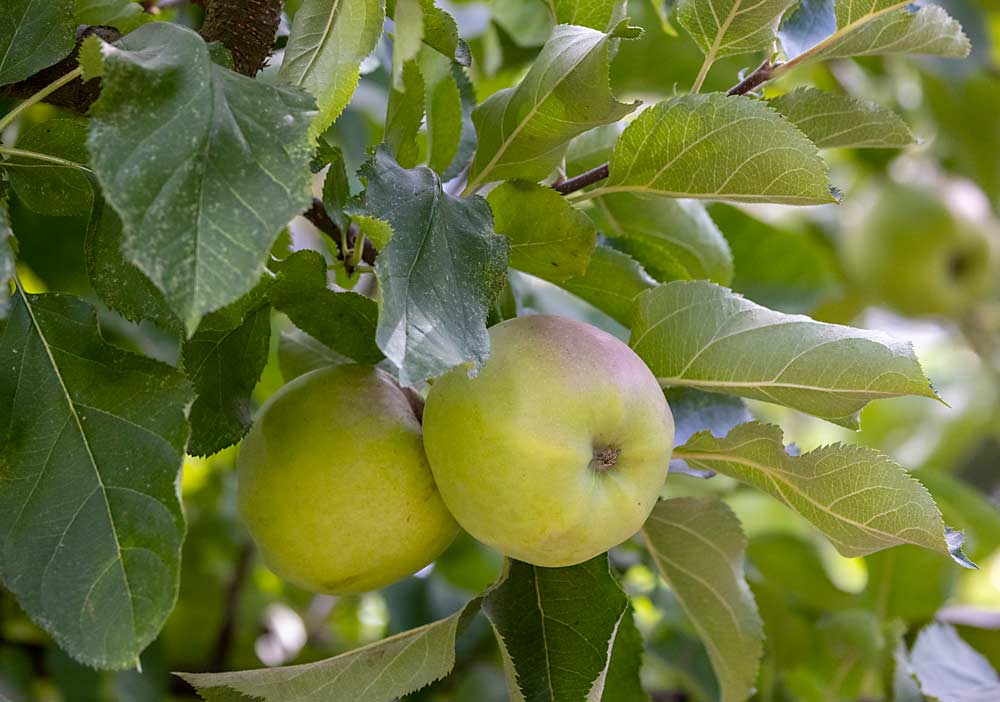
<box><xmin>0</xmin><ymin>147</ymin><xmax>93</xmax><ymax>172</ymax></box>
<box><xmin>0</xmin><ymin>67</ymin><xmax>84</xmax><ymax>134</ymax></box>
<box><xmin>690</xmin><ymin>56</ymin><xmax>713</xmax><ymax>95</ymax></box>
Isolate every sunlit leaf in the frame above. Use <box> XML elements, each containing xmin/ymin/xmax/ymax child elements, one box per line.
<box><xmin>630</xmin><ymin>281</ymin><xmax>938</xmax><ymax>427</ymax></box>
<box><xmin>74</xmin><ymin>0</ymin><xmax>151</xmax><ymax>34</ymax></box>
<box><xmin>770</xmin><ymin>87</ymin><xmax>914</xmax><ymax>149</ymax></box>
<box><xmin>677</xmin><ymin>0</ymin><xmax>796</xmax><ymax>62</ymax></box>
<box><xmin>548</xmin><ymin>0</ymin><xmax>628</xmax><ymax>30</ymax></box>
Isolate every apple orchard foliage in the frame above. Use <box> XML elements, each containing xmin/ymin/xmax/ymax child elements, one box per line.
<box><xmin>0</xmin><ymin>0</ymin><xmax>991</xmax><ymax>700</ymax></box>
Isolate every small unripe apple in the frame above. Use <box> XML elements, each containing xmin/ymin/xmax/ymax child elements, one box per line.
<box><xmin>237</xmin><ymin>365</ymin><xmax>458</xmax><ymax>594</ymax></box>
<box><xmin>422</xmin><ymin>315</ymin><xmax>674</xmax><ymax>567</ymax></box>
<box><xmin>842</xmin><ymin>182</ymin><xmax>996</xmax><ymax>318</ymax></box>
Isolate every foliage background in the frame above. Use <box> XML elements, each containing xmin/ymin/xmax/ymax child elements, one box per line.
<box><xmin>1</xmin><ymin>0</ymin><xmax>999</xmax><ymax>700</ymax></box>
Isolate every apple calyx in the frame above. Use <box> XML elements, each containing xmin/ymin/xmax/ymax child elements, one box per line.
<box><xmin>590</xmin><ymin>445</ymin><xmax>621</xmax><ymax>472</ymax></box>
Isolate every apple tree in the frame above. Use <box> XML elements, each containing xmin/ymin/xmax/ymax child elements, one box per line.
<box><xmin>2</xmin><ymin>1</ymin><xmax>1000</xmax><ymax>700</ymax></box>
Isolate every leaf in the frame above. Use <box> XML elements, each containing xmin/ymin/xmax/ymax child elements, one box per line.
<box><xmin>278</xmin><ymin>326</ymin><xmax>351</xmax><ymax>381</ymax></box>
<box><xmin>87</xmin><ymin>22</ymin><xmax>316</xmax><ymax>333</ymax></box>
<box><xmin>182</xmin><ymin>287</ymin><xmax>272</xmax><ymax>457</ymax></box>
<box><xmin>356</xmin><ymin>146</ymin><xmax>509</xmax><ymax>386</ymax></box>
<box><xmin>862</xmin><ymin>546</ymin><xmax>954</xmax><ymax>621</ymax></box>
<box><xmin>278</xmin><ymin>0</ymin><xmax>386</xmax><ymax>139</ymax></box>
<box><xmin>709</xmin><ymin>203</ymin><xmax>837</xmax><ymax>314</ymax></box>
<box><xmin>84</xmin><ymin>199</ymin><xmax>182</xmax><ymax>334</ymax></box>
<box><xmin>391</xmin><ymin>0</ymin><xmax>424</xmax><ymax>89</ymax></box>
<box><xmin>6</xmin><ymin>119</ymin><xmax>93</xmax><ymax>217</ymax></box>
<box><xmin>548</xmin><ymin>0</ymin><xmax>629</xmax><ymax>31</ymax></box>
<box><xmin>629</xmin><ymin>280</ymin><xmax>938</xmax><ymax>427</ymax></box>
<box><xmin>770</xmin><ymin>87</ymin><xmax>914</xmax><ymax>150</ymax></box>
<box><xmin>910</xmin><ymin>623</ymin><xmax>1000</xmax><ymax>702</ymax></box>
<box><xmin>385</xmin><ymin>59</ymin><xmax>426</xmax><ymax>168</ymax></box>
<box><xmin>591</xmin><ymin>193</ymin><xmax>733</xmax><ymax>284</ymax></box>
<box><xmin>388</xmin><ymin>0</ymin><xmax>470</xmax><ymax>66</ymax></box>
<box><xmin>779</xmin><ymin>1</ymin><xmax>970</xmax><ymax>70</ymax></box>
<box><xmin>482</xmin><ymin>556</ymin><xmax>639</xmax><ymax>702</ymax></box>
<box><xmin>465</xmin><ymin>22</ymin><xmax>640</xmax><ymax>192</ymax></box>
<box><xmin>600</xmin><ymin>607</ymin><xmax>646</xmax><ymax>702</ymax></box>
<box><xmin>558</xmin><ymin>245</ymin><xmax>656</xmax><ymax>326</ymax></box>
<box><xmin>423</xmin><ymin>51</ymin><xmax>477</xmax><ymax>180</ymax></box>
<box><xmin>0</xmin><ymin>287</ymin><xmax>192</xmax><ymax>669</ymax></box>
<box><xmin>674</xmin><ymin>421</ymin><xmax>975</xmax><ymax>566</ymax></box>
<box><xmin>268</xmin><ymin>249</ymin><xmax>384</xmax><ymax>365</ymax></box>
<box><xmin>917</xmin><ymin>470</ymin><xmax>1000</xmax><ymax>562</ymax></box>
<box><xmin>676</xmin><ymin>0</ymin><xmax>796</xmax><ymax>61</ymax></box>
<box><xmin>487</xmin><ymin>181</ymin><xmax>597</xmax><ymax>281</ymax></box>
<box><xmin>665</xmin><ymin>387</ymin><xmax>752</xmax><ymax>448</ymax></box>
<box><xmin>74</xmin><ymin>0</ymin><xmax>152</xmax><ymax>34</ymax></box>
<box><xmin>748</xmin><ymin>532</ymin><xmax>855</xmax><ymax>612</ymax></box>
<box><xmin>0</xmin><ymin>0</ymin><xmax>76</xmax><ymax>86</ymax></box>
<box><xmin>642</xmin><ymin>497</ymin><xmax>763</xmax><ymax>702</ymax></box>
<box><xmin>583</xmin><ymin>94</ymin><xmax>835</xmax><ymax>206</ymax></box>
<box><xmin>178</xmin><ymin>598</ymin><xmax>484</xmax><ymax>702</ymax></box>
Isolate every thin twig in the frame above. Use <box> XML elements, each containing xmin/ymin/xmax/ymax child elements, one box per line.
<box><xmin>727</xmin><ymin>58</ymin><xmax>777</xmax><ymax>97</ymax></box>
<box><xmin>209</xmin><ymin>541</ymin><xmax>254</xmax><ymax>672</ymax></box>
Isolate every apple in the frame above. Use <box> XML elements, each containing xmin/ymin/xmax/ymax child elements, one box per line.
<box><xmin>842</xmin><ymin>182</ymin><xmax>997</xmax><ymax>318</ymax></box>
<box><xmin>422</xmin><ymin>315</ymin><xmax>674</xmax><ymax>568</ymax></box>
<box><xmin>237</xmin><ymin>365</ymin><xmax>458</xmax><ymax>594</ymax></box>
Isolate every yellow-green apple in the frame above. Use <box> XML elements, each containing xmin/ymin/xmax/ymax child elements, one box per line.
<box><xmin>237</xmin><ymin>365</ymin><xmax>458</xmax><ymax>594</ymax></box>
<box><xmin>842</xmin><ymin>182</ymin><xmax>996</xmax><ymax>318</ymax></box>
<box><xmin>422</xmin><ymin>315</ymin><xmax>674</xmax><ymax>567</ymax></box>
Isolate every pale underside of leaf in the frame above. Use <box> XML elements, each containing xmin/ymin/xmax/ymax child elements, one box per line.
<box><xmin>642</xmin><ymin>497</ymin><xmax>763</xmax><ymax>702</ymax></box>
<box><xmin>673</xmin><ymin>422</ymin><xmax>973</xmax><ymax>566</ymax></box>
<box><xmin>629</xmin><ymin>280</ymin><xmax>938</xmax><ymax>427</ymax></box>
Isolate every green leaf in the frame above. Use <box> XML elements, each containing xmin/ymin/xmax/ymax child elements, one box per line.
<box><xmin>385</xmin><ymin>59</ymin><xmax>426</xmax><ymax>168</ymax></box>
<box><xmin>482</xmin><ymin>556</ymin><xmax>639</xmax><ymax>702</ymax></box>
<box><xmin>465</xmin><ymin>22</ymin><xmax>640</xmax><ymax>192</ymax></box>
<box><xmin>391</xmin><ymin>0</ymin><xmax>424</xmax><ymax>89</ymax></box>
<box><xmin>423</xmin><ymin>51</ymin><xmax>477</xmax><ymax>179</ymax></box>
<box><xmin>558</xmin><ymin>245</ymin><xmax>656</xmax><ymax>326</ymax></box>
<box><xmin>676</xmin><ymin>0</ymin><xmax>796</xmax><ymax>61</ymax></box>
<box><xmin>278</xmin><ymin>326</ymin><xmax>351</xmax><ymax>381</ymax></box>
<box><xmin>0</xmin><ymin>0</ymin><xmax>76</xmax><ymax>86</ymax></box>
<box><xmin>709</xmin><ymin>203</ymin><xmax>837</xmax><ymax>314</ymax></box>
<box><xmin>910</xmin><ymin>623</ymin><xmax>1000</xmax><ymax>702</ymax></box>
<box><xmin>487</xmin><ymin>181</ymin><xmax>597</xmax><ymax>281</ymax></box>
<box><xmin>779</xmin><ymin>1</ymin><xmax>970</xmax><ymax>70</ymax></box>
<box><xmin>356</xmin><ymin>146</ymin><xmax>509</xmax><ymax>386</ymax></box>
<box><xmin>84</xmin><ymin>199</ymin><xmax>181</xmax><ymax>333</ymax></box>
<box><xmin>770</xmin><ymin>87</ymin><xmax>914</xmax><ymax>150</ymax></box>
<box><xmin>591</xmin><ymin>193</ymin><xmax>733</xmax><ymax>284</ymax></box>
<box><xmin>74</xmin><ymin>0</ymin><xmax>152</xmax><ymax>34</ymax></box>
<box><xmin>6</xmin><ymin>119</ymin><xmax>93</xmax><ymax>217</ymax></box>
<box><xmin>268</xmin><ymin>249</ymin><xmax>384</xmax><ymax>365</ymax></box>
<box><xmin>629</xmin><ymin>281</ymin><xmax>938</xmax><ymax>427</ymax></box>
<box><xmin>388</xmin><ymin>0</ymin><xmax>470</xmax><ymax>66</ymax></box>
<box><xmin>87</xmin><ymin>22</ymin><xmax>316</xmax><ymax>333</ymax></box>
<box><xmin>0</xmin><ymin>287</ymin><xmax>192</xmax><ymax>669</ymax></box>
<box><xmin>917</xmin><ymin>470</ymin><xmax>1000</xmax><ymax>562</ymax></box>
<box><xmin>863</xmin><ymin>546</ymin><xmax>954</xmax><ymax>621</ymax></box>
<box><xmin>548</xmin><ymin>0</ymin><xmax>628</xmax><ymax>31</ymax></box>
<box><xmin>748</xmin><ymin>533</ymin><xmax>855</xmax><ymax>612</ymax></box>
<box><xmin>178</xmin><ymin>598</ymin><xmax>484</xmax><ymax>702</ymax></box>
<box><xmin>674</xmin><ymin>422</ymin><xmax>975</xmax><ymax>566</ymax></box>
<box><xmin>279</xmin><ymin>0</ymin><xmax>386</xmax><ymax>139</ymax></box>
<box><xmin>642</xmin><ymin>497</ymin><xmax>763</xmax><ymax>702</ymax></box>
<box><xmin>182</xmin><ymin>287</ymin><xmax>272</xmax><ymax>457</ymax></box>
<box><xmin>581</xmin><ymin>94</ymin><xmax>835</xmax><ymax>206</ymax></box>
<box><xmin>601</xmin><ymin>607</ymin><xmax>646</xmax><ymax>702</ymax></box>
<box><xmin>785</xmin><ymin>610</ymin><xmax>885</xmax><ymax>701</ymax></box>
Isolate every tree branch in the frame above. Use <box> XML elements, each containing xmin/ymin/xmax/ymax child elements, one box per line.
<box><xmin>200</xmin><ymin>0</ymin><xmax>284</xmax><ymax>76</ymax></box>
<box><xmin>553</xmin><ymin>57</ymin><xmax>781</xmax><ymax>197</ymax></box>
<box><xmin>303</xmin><ymin>198</ymin><xmax>377</xmax><ymax>271</ymax></box>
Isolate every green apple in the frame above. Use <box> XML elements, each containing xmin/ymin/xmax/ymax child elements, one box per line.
<box><xmin>842</xmin><ymin>182</ymin><xmax>996</xmax><ymax>318</ymax></box>
<box><xmin>422</xmin><ymin>315</ymin><xmax>674</xmax><ymax>568</ymax></box>
<box><xmin>237</xmin><ymin>365</ymin><xmax>458</xmax><ymax>594</ymax></box>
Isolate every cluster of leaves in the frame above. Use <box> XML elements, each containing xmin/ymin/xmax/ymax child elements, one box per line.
<box><xmin>1</xmin><ymin>0</ymin><xmax>998</xmax><ymax>701</ymax></box>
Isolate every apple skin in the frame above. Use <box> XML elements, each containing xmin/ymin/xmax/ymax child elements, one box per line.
<box><xmin>422</xmin><ymin>315</ymin><xmax>674</xmax><ymax>568</ymax></box>
<box><xmin>843</xmin><ymin>182</ymin><xmax>996</xmax><ymax>318</ymax></box>
<box><xmin>237</xmin><ymin>365</ymin><xmax>458</xmax><ymax>594</ymax></box>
